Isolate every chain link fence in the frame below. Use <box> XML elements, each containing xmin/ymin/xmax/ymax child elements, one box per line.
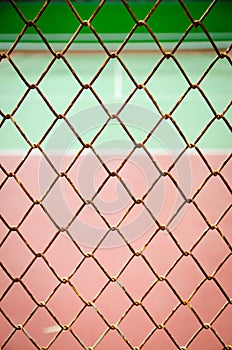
<box><xmin>0</xmin><ymin>0</ymin><xmax>231</xmax><ymax>349</ymax></box>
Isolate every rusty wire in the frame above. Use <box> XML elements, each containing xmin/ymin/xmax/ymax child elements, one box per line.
<box><xmin>0</xmin><ymin>0</ymin><xmax>232</xmax><ymax>349</ymax></box>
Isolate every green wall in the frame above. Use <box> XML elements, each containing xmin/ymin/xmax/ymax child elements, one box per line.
<box><xmin>0</xmin><ymin>1</ymin><xmax>231</xmax><ymax>40</ymax></box>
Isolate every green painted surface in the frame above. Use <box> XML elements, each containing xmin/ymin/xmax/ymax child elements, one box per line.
<box><xmin>0</xmin><ymin>1</ymin><xmax>231</xmax><ymax>152</ymax></box>
<box><xmin>0</xmin><ymin>51</ymin><xmax>231</xmax><ymax>151</ymax></box>
<box><xmin>0</xmin><ymin>1</ymin><xmax>231</xmax><ymax>39</ymax></box>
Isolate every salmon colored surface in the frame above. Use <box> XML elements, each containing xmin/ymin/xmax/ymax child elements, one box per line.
<box><xmin>1</xmin><ymin>154</ymin><xmax>231</xmax><ymax>349</ymax></box>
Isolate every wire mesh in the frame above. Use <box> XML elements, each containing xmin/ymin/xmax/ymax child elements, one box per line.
<box><xmin>0</xmin><ymin>0</ymin><xmax>231</xmax><ymax>349</ymax></box>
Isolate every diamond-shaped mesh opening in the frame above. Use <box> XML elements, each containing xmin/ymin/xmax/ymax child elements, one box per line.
<box><xmin>172</xmin><ymin>203</ymin><xmax>208</xmax><ymax>250</ymax></box>
<box><xmin>19</xmin><ymin>205</ymin><xmax>57</xmax><ymax>252</ymax></box>
<box><xmin>120</xmin><ymin>42</ymin><xmax>163</xmax><ymax>82</ymax></box>
<box><xmin>193</xmin><ymin>229</ymin><xmax>231</xmax><ymax>275</ymax></box>
<box><xmin>44</xmin><ymin>233</ymin><xmax>83</xmax><ymax>278</ymax></box>
<box><xmin>91</xmin><ymin>1</ymin><xmax>135</xmax><ymax>49</ymax></box>
<box><xmin>10</xmin><ymin>51</ymin><xmax>52</xmax><ymax>84</ymax></box>
<box><xmin>93</xmin><ymin>58</ymin><xmax>136</xmax><ymax>104</ymax></box>
<box><xmin>172</xmin><ymin>88</ymin><xmax>215</xmax><ymax>144</ymax></box>
<box><xmin>119</xmin><ymin>255</ymin><xmax>155</xmax><ymax>300</ymax></box>
<box><xmin>70</xmin><ymin>258</ymin><xmax>108</xmax><ymax>302</ymax></box>
<box><xmin>166</xmin><ymin>304</ymin><xmax>201</xmax><ymax>345</ymax></box>
<box><xmin>146</xmin><ymin>57</ymin><xmax>190</xmax><ymax>112</ymax></box>
<box><xmin>0</xmin><ymin>120</ymin><xmax>29</xmax><ymax>154</ymax></box>
<box><xmin>1</xmin><ymin>282</ymin><xmax>35</xmax><ymax>326</ymax></box>
<box><xmin>194</xmin><ymin>175</ymin><xmax>231</xmax><ymax>224</ymax></box>
<box><xmin>146</xmin><ymin>1</ymin><xmax>191</xmax><ymax>51</ymax></box>
<box><xmin>95</xmin><ymin>281</ymin><xmax>132</xmax><ymax>324</ymax></box>
<box><xmin>65</xmin><ymin>50</ymin><xmax>108</xmax><ymax>82</ymax></box>
<box><xmin>24</xmin><ymin>306</ymin><xmax>60</xmax><ymax>348</ymax></box>
<box><xmin>143</xmin><ymin>280</ymin><xmax>179</xmax><ymax>323</ymax></box>
<box><xmin>1</xmin><ymin>1</ymin><xmax>231</xmax><ymax>349</ymax></box>
<box><xmin>190</xmin><ymin>280</ymin><xmax>227</xmax><ymax>323</ymax></box>
<box><xmin>1</xmin><ymin>230</ymin><xmax>34</xmax><ymax>276</ymax></box>
<box><xmin>38</xmin><ymin>58</ymin><xmax>83</xmax><ymax>112</ymax></box>
<box><xmin>168</xmin><ymin>256</ymin><xmax>204</xmax><ymax>300</ymax></box>
<box><xmin>198</xmin><ymin>58</ymin><xmax>232</xmax><ymax>112</ymax></box>
<box><xmin>1</xmin><ymin>177</ymin><xmax>33</xmax><ymax>226</ymax></box>
<box><xmin>47</xmin><ymin>283</ymin><xmax>84</xmax><ymax>325</ymax></box>
<box><xmin>13</xmin><ymin>90</ymin><xmax>56</xmax><ymax>144</ymax></box>
<box><xmin>174</xmin><ymin>50</ymin><xmax>217</xmax><ymax>82</ymax></box>
<box><xmin>144</xmin><ymin>230</ymin><xmax>181</xmax><ymax>275</ymax></box>
<box><xmin>119</xmin><ymin>305</ymin><xmax>155</xmax><ymax>347</ymax></box>
<box><xmin>22</xmin><ymin>258</ymin><xmax>59</xmax><ymax>301</ymax></box>
<box><xmin>71</xmin><ymin>306</ymin><xmax>107</xmax><ymax>347</ymax></box>
<box><xmin>0</xmin><ymin>57</ymin><xmax>27</xmax><ymax>113</ymax></box>
<box><xmin>94</xmin><ymin>243</ymin><xmax>132</xmax><ymax>276</ymax></box>
<box><xmin>35</xmin><ymin>1</ymin><xmax>81</xmax><ymax>48</ymax></box>
<box><xmin>197</xmin><ymin>118</ymin><xmax>231</xmax><ymax>150</ymax></box>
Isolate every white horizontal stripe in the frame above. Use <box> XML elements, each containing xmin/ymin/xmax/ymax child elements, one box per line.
<box><xmin>1</xmin><ymin>149</ymin><xmax>231</xmax><ymax>157</ymax></box>
<box><xmin>0</xmin><ymin>32</ymin><xmax>231</xmax><ymax>42</ymax></box>
<box><xmin>0</xmin><ymin>41</ymin><xmax>230</xmax><ymax>51</ymax></box>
